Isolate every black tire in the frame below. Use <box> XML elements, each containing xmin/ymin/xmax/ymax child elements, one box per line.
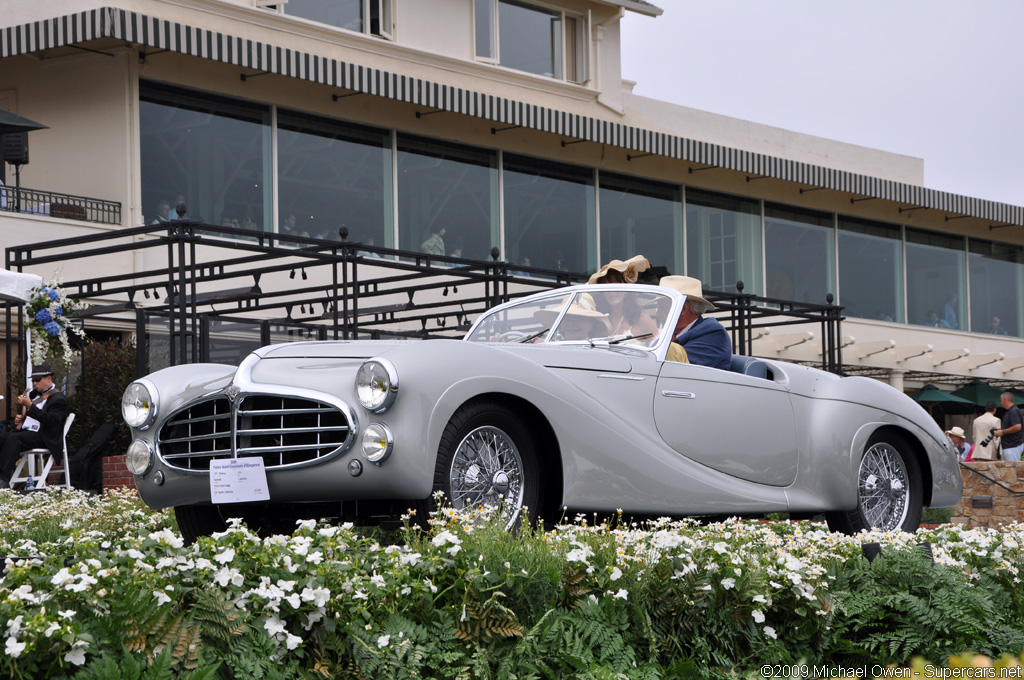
<box><xmin>826</xmin><ymin>432</ymin><xmax>923</xmax><ymax>534</ymax></box>
<box><xmin>174</xmin><ymin>505</ymin><xmax>228</xmax><ymax>545</ymax></box>
<box><xmin>430</xmin><ymin>401</ymin><xmax>542</xmax><ymax>529</ymax></box>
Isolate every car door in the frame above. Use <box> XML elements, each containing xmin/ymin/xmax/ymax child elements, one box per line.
<box><xmin>653</xmin><ymin>361</ymin><xmax>798</xmax><ymax>486</ymax></box>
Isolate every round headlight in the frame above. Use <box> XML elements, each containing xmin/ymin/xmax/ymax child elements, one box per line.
<box><xmin>355</xmin><ymin>359</ymin><xmax>399</xmax><ymax>413</ymax></box>
<box><xmin>360</xmin><ymin>423</ymin><xmax>394</xmax><ymax>464</ymax></box>
<box><xmin>126</xmin><ymin>439</ymin><xmax>154</xmax><ymax>475</ymax></box>
<box><xmin>122</xmin><ymin>381</ymin><xmax>158</xmax><ymax>430</ymax></box>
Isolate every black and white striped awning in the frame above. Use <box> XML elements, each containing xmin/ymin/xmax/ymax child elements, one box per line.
<box><xmin>3</xmin><ymin>7</ymin><xmax>1022</xmax><ymax>226</ymax></box>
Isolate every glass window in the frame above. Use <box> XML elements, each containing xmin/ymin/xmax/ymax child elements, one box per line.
<box><xmin>498</xmin><ymin>1</ymin><xmax>562</xmax><ymax>78</ymax></box>
<box><xmin>969</xmin><ymin>239</ymin><xmax>1024</xmax><ymax>337</ymax></box>
<box><xmin>906</xmin><ymin>228</ymin><xmax>966</xmax><ymax>329</ymax></box>
<box><xmin>475</xmin><ymin>0</ymin><xmax>495</xmax><ymax>59</ymax></box>
<box><xmin>837</xmin><ymin>217</ymin><xmax>904</xmax><ymax>323</ymax></box>
<box><xmin>283</xmin><ymin>0</ymin><xmax>364</xmax><ymax>32</ymax></box>
<box><xmin>685</xmin><ymin>189</ymin><xmax>762</xmax><ymax>295</ymax></box>
<box><xmin>140</xmin><ymin>82</ymin><xmax>270</xmax><ymax>234</ymax></box>
<box><xmin>599</xmin><ymin>172</ymin><xmax>681</xmax><ymax>279</ymax></box>
<box><xmin>764</xmin><ymin>204</ymin><xmax>834</xmax><ymax>304</ymax></box>
<box><xmin>503</xmin><ymin>154</ymin><xmax>595</xmax><ymax>273</ymax></box>
<box><xmin>277</xmin><ymin>110</ymin><xmax>393</xmax><ymax>246</ymax></box>
<box><xmin>397</xmin><ymin>135</ymin><xmax>498</xmax><ymax>259</ymax></box>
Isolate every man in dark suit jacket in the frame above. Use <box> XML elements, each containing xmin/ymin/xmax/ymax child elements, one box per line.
<box><xmin>660</xmin><ymin>276</ymin><xmax>732</xmax><ymax>370</ymax></box>
<box><xmin>0</xmin><ymin>364</ymin><xmax>69</xmax><ymax>488</ymax></box>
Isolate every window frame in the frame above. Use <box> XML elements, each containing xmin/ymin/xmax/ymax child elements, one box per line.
<box><xmin>474</xmin><ymin>0</ymin><xmax>590</xmax><ymax>83</ymax></box>
<box><xmin>258</xmin><ymin>0</ymin><xmax>395</xmax><ymax>39</ymax></box>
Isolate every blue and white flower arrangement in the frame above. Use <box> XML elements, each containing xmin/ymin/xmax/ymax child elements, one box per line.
<box><xmin>25</xmin><ymin>275</ymin><xmax>87</xmax><ymax>369</ymax></box>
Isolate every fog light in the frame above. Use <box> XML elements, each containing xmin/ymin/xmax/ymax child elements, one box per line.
<box><xmin>348</xmin><ymin>459</ymin><xmax>363</xmax><ymax>476</ymax></box>
<box><xmin>126</xmin><ymin>439</ymin><xmax>154</xmax><ymax>475</ymax></box>
<box><xmin>360</xmin><ymin>423</ymin><xmax>393</xmax><ymax>464</ymax></box>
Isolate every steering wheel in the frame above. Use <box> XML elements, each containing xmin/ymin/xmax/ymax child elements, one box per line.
<box><xmin>499</xmin><ymin>331</ymin><xmax>529</xmax><ymax>342</ymax></box>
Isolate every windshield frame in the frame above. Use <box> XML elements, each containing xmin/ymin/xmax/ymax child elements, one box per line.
<box><xmin>464</xmin><ymin>284</ymin><xmax>686</xmax><ymax>360</ymax></box>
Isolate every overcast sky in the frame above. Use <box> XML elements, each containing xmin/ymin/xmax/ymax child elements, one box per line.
<box><xmin>621</xmin><ymin>1</ymin><xmax>1024</xmax><ymax>208</ymax></box>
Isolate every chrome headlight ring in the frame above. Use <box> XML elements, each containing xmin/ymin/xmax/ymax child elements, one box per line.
<box><xmin>126</xmin><ymin>438</ymin><xmax>155</xmax><ymax>475</ymax></box>
<box><xmin>360</xmin><ymin>422</ymin><xmax>394</xmax><ymax>464</ymax></box>
<box><xmin>355</xmin><ymin>358</ymin><xmax>399</xmax><ymax>413</ymax></box>
<box><xmin>122</xmin><ymin>379</ymin><xmax>159</xmax><ymax>431</ymax></box>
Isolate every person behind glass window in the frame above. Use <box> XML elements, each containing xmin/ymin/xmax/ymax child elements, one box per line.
<box><xmin>943</xmin><ymin>294</ymin><xmax>958</xmax><ymax>329</ymax></box>
<box><xmin>927</xmin><ymin>310</ymin><xmax>952</xmax><ymax>329</ymax></box>
<box><xmin>991</xmin><ymin>316</ymin><xmax>1009</xmax><ymax>335</ymax></box>
<box><xmin>421</xmin><ymin>227</ymin><xmax>446</xmax><ymax>255</ymax></box>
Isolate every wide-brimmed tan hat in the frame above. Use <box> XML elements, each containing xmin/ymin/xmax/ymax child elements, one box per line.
<box><xmin>534</xmin><ymin>293</ymin><xmax>612</xmax><ymax>334</ymax></box>
<box><xmin>945</xmin><ymin>426</ymin><xmax>966</xmax><ymax>439</ymax></box>
<box><xmin>588</xmin><ymin>255</ymin><xmax>650</xmax><ymax>284</ymax></box>
<box><xmin>658</xmin><ymin>275</ymin><xmax>715</xmax><ymax>313</ymax></box>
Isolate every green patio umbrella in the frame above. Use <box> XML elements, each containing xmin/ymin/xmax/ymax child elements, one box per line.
<box><xmin>951</xmin><ymin>380</ymin><xmax>1005</xmax><ymax>408</ymax></box>
<box><xmin>913</xmin><ymin>384</ymin><xmax>974</xmax><ymax>405</ymax></box>
<box><xmin>912</xmin><ymin>384</ymin><xmax>975</xmax><ymax>419</ymax></box>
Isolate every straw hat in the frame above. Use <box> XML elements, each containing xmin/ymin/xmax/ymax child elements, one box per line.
<box><xmin>588</xmin><ymin>255</ymin><xmax>650</xmax><ymax>284</ymax></box>
<box><xmin>945</xmin><ymin>426</ymin><xmax>966</xmax><ymax>439</ymax></box>
<box><xmin>658</xmin><ymin>276</ymin><xmax>715</xmax><ymax>314</ymax></box>
<box><xmin>534</xmin><ymin>293</ymin><xmax>612</xmax><ymax>334</ymax></box>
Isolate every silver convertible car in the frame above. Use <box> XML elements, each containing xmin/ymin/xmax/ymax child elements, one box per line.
<box><xmin>122</xmin><ymin>283</ymin><xmax>962</xmax><ymax>543</ymax></box>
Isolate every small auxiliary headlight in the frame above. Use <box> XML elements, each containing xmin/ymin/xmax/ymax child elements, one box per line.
<box><xmin>126</xmin><ymin>439</ymin><xmax>154</xmax><ymax>475</ymax></box>
<box><xmin>355</xmin><ymin>359</ymin><xmax>399</xmax><ymax>413</ymax></box>
<box><xmin>122</xmin><ymin>381</ymin><xmax>158</xmax><ymax>430</ymax></box>
<box><xmin>360</xmin><ymin>423</ymin><xmax>394</xmax><ymax>464</ymax></box>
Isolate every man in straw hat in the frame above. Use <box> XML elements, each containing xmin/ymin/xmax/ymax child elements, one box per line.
<box><xmin>944</xmin><ymin>426</ymin><xmax>969</xmax><ymax>462</ymax></box>
<box><xmin>588</xmin><ymin>254</ymin><xmax>650</xmax><ymax>285</ymax></box>
<box><xmin>534</xmin><ymin>292</ymin><xmax>612</xmax><ymax>341</ymax></box>
<box><xmin>659</xmin><ymin>276</ymin><xmax>732</xmax><ymax>370</ymax></box>
<box><xmin>0</xmin><ymin>364</ymin><xmax>69</xmax><ymax>488</ymax></box>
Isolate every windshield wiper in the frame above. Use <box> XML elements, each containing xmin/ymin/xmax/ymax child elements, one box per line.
<box><xmin>517</xmin><ymin>327</ymin><xmax>550</xmax><ymax>343</ymax></box>
<box><xmin>607</xmin><ymin>332</ymin><xmax>653</xmax><ymax>345</ymax></box>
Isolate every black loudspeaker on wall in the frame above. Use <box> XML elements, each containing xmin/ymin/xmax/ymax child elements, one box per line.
<box><xmin>2</xmin><ymin>132</ymin><xmax>29</xmax><ymax>165</ymax></box>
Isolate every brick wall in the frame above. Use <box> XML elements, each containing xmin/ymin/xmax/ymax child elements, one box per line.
<box><xmin>102</xmin><ymin>455</ymin><xmax>137</xmax><ymax>491</ymax></box>
<box><xmin>951</xmin><ymin>462</ymin><xmax>1024</xmax><ymax>529</ymax></box>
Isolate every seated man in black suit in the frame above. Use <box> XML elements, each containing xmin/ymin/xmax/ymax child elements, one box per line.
<box><xmin>0</xmin><ymin>364</ymin><xmax>69</xmax><ymax>488</ymax></box>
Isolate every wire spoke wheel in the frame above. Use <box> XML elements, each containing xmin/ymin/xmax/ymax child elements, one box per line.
<box><xmin>432</xmin><ymin>402</ymin><xmax>541</xmax><ymax>531</ymax></box>
<box><xmin>826</xmin><ymin>432</ymin><xmax>922</xmax><ymax>535</ymax></box>
<box><xmin>858</xmin><ymin>442</ymin><xmax>909</xmax><ymax>530</ymax></box>
<box><xmin>449</xmin><ymin>425</ymin><xmax>525</xmax><ymax>527</ymax></box>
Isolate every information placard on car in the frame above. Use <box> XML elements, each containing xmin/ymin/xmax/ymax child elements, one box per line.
<box><xmin>209</xmin><ymin>458</ymin><xmax>270</xmax><ymax>503</ymax></box>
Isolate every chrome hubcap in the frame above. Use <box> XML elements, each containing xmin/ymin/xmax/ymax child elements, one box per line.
<box><xmin>449</xmin><ymin>425</ymin><xmax>524</xmax><ymax>527</ymax></box>
<box><xmin>858</xmin><ymin>442</ymin><xmax>909</xmax><ymax>531</ymax></box>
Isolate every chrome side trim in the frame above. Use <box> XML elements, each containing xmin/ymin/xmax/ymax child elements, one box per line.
<box><xmin>597</xmin><ymin>374</ymin><xmax>646</xmax><ymax>381</ymax></box>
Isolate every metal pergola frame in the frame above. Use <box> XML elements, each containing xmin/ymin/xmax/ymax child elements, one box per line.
<box><xmin>4</xmin><ymin>218</ymin><xmax>844</xmax><ymax>412</ymax></box>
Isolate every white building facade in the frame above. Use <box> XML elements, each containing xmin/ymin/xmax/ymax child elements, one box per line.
<box><xmin>1</xmin><ymin>0</ymin><xmax>1022</xmax><ymax>393</ymax></box>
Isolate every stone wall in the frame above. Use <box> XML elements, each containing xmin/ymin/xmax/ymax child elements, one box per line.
<box><xmin>951</xmin><ymin>462</ymin><xmax>1024</xmax><ymax>529</ymax></box>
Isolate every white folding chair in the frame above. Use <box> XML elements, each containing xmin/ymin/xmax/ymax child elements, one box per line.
<box><xmin>9</xmin><ymin>413</ymin><xmax>75</xmax><ymax>490</ymax></box>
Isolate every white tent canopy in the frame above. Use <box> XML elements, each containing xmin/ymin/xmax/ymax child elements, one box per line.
<box><xmin>0</xmin><ymin>268</ymin><xmax>42</xmax><ymax>303</ymax></box>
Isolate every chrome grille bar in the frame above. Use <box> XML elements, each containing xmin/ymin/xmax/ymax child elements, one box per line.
<box><xmin>157</xmin><ymin>393</ymin><xmax>351</xmax><ymax>471</ymax></box>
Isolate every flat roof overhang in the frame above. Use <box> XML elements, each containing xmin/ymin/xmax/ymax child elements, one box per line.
<box><xmin>2</xmin><ymin>6</ymin><xmax>1022</xmax><ymax>228</ymax></box>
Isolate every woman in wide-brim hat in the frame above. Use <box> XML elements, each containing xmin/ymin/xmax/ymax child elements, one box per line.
<box><xmin>587</xmin><ymin>254</ymin><xmax>650</xmax><ymax>285</ymax></box>
<box><xmin>588</xmin><ymin>255</ymin><xmax>659</xmax><ymax>342</ymax></box>
<box><xmin>534</xmin><ymin>293</ymin><xmax>612</xmax><ymax>341</ymax></box>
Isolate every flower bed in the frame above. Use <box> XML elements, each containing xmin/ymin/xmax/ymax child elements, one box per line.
<box><xmin>2</xmin><ymin>489</ymin><xmax>1024</xmax><ymax>678</ymax></box>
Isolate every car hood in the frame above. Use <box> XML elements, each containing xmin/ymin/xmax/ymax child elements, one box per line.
<box><xmin>253</xmin><ymin>339</ymin><xmax>641</xmax><ymax>374</ymax></box>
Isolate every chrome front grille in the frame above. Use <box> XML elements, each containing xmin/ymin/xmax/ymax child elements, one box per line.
<box><xmin>158</xmin><ymin>394</ymin><xmax>351</xmax><ymax>471</ymax></box>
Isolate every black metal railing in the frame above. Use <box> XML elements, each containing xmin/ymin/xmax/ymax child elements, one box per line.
<box><xmin>4</xmin><ymin>219</ymin><xmax>844</xmax><ymax>393</ymax></box>
<box><xmin>0</xmin><ymin>185</ymin><xmax>121</xmax><ymax>225</ymax></box>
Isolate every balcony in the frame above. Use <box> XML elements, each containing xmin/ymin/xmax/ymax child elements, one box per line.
<box><xmin>0</xmin><ymin>185</ymin><xmax>121</xmax><ymax>225</ymax></box>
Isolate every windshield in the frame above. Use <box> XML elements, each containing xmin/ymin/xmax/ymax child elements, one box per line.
<box><xmin>465</xmin><ymin>287</ymin><xmax>675</xmax><ymax>348</ymax></box>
